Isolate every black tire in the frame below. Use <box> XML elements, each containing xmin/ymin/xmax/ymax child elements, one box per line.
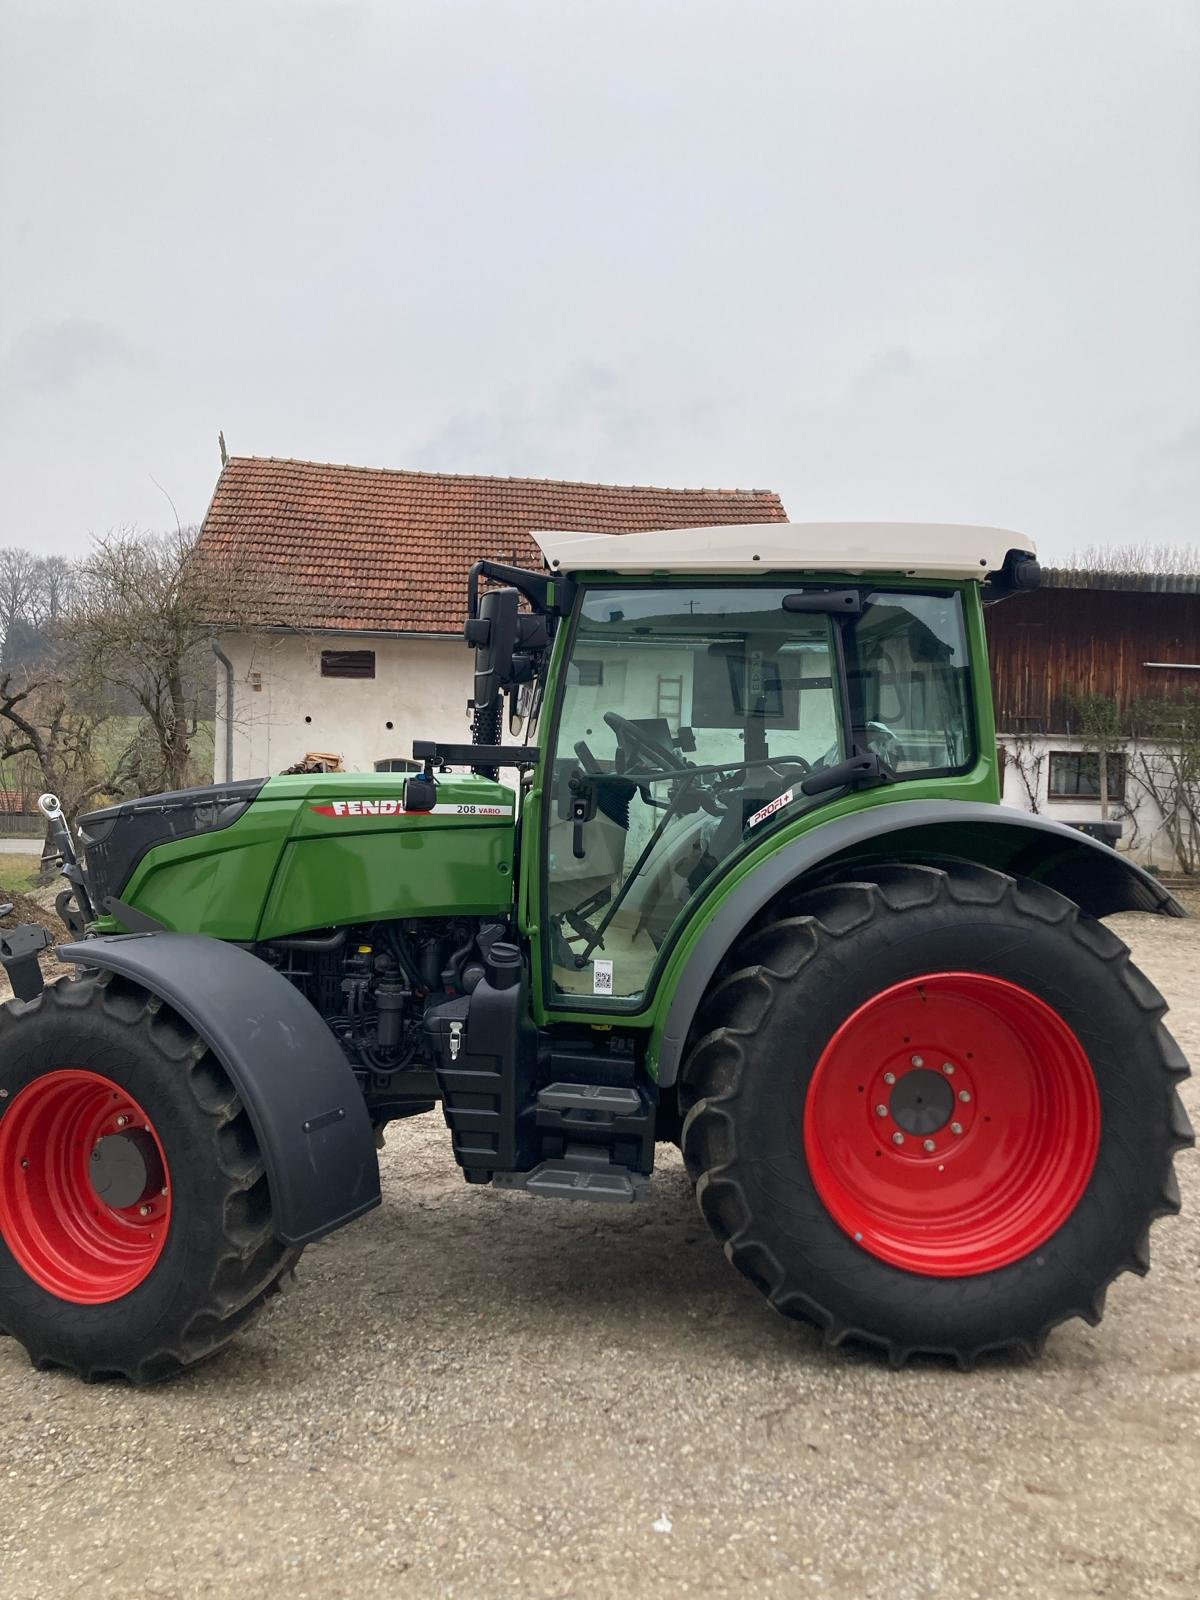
<box><xmin>680</xmin><ymin>861</ymin><xmax>1193</xmax><ymax>1365</ymax></box>
<box><xmin>0</xmin><ymin>971</ymin><xmax>301</xmax><ymax>1383</ymax></box>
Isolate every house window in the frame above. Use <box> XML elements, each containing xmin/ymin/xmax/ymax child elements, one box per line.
<box><xmin>573</xmin><ymin>659</ymin><xmax>604</xmax><ymax>687</ymax></box>
<box><xmin>374</xmin><ymin>758</ymin><xmax>420</xmax><ymax>772</ymax></box>
<box><xmin>320</xmin><ymin>650</ymin><xmax>375</xmax><ymax>679</ymax></box>
<box><xmin>656</xmin><ymin>674</ymin><xmax>684</xmax><ymax>735</ymax></box>
<box><xmin>1048</xmin><ymin>751</ymin><xmax>1126</xmax><ymax>802</ymax></box>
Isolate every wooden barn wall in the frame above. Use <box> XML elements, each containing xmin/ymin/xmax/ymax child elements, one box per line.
<box><xmin>985</xmin><ymin>589</ymin><xmax>1200</xmax><ymax>734</ymax></box>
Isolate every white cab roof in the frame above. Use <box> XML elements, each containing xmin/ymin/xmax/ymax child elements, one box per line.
<box><xmin>532</xmin><ymin>522</ymin><xmax>1035</xmax><ymax>581</ymax></box>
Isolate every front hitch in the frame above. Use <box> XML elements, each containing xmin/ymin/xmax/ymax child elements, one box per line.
<box><xmin>37</xmin><ymin>793</ymin><xmax>96</xmax><ymax>931</ymax></box>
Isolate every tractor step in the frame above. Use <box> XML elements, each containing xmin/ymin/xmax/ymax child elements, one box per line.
<box><xmin>536</xmin><ymin>1082</ymin><xmax>643</xmax><ymax>1117</ymax></box>
<box><xmin>493</xmin><ymin>1143</ymin><xmax>649</xmax><ymax>1204</ymax></box>
<box><xmin>533</xmin><ymin>1080</ymin><xmax>656</xmax><ymax>1179</ymax></box>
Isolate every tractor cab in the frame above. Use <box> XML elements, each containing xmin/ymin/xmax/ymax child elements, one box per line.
<box><xmin>451</xmin><ymin>522</ymin><xmax>1036</xmax><ymax>1018</ymax></box>
<box><xmin>541</xmin><ymin>577</ymin><xmax>975</xmax><ymax>1004</ymax></box>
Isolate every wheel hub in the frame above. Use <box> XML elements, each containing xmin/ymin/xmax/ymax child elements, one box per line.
<box><xmin>89</xmin><ymin>1130</ymin><xmax>165</xmax><ymax>1211</ymax></box>
<box><xmin>870</xmin><ymin>1051</ymin><xmax>977</xmax><ymax>1157</ymax></box>
<box><xmin>888</xmin><ymin>1067</ymin><xmax>955</xmax><ymax>1135</ymax></box>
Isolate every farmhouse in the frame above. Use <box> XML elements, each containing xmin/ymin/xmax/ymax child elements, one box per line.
<box><xmin>198</xmin><ymin>456</ymin><xmax>786</xmax><ymax>780</ymax></box>
<box><xmin>990</xmin><ymin>568</ymin><xmax>1200</xmax><ymax>870</ymax></box>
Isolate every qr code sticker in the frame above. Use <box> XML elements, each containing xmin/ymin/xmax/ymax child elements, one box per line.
<box><xmin>593</xmin><ymin>959</ymin><xmax>614</xmax><ymax>996</ymax></box>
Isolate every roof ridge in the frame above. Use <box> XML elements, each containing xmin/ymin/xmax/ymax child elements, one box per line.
<box><xmin>224</xmin><ymin>454</ymin><xmax>781</xmax><ymax>499</ymax></box>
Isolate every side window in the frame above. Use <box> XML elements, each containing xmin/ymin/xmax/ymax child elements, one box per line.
<box><xmin>545</xmin><ymin>586</ymin><xmax>843</xmax><ymax>1005</ymax></box>
<box><xmin>846</xmin><ymin>592</ymin><xmax>974</xmax><ymax>773</ymax></box>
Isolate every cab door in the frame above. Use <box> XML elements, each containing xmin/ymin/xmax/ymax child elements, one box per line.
<box><xmin>538</xmin><ymin>582</ymin><xmax>845</xmax><ymax>1010</ymax></box>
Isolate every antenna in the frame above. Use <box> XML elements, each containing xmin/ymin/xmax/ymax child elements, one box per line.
<box><xmin>218</xmin><ymin>430</ymin><xmax>229</xmax><ymax>467</ymax></box>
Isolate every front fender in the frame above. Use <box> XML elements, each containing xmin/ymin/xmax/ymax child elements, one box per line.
<box><xmin>653</xmin><ymin>800</ymin><xmax>1184</xmax><ymax>1087</ymax></box>
<box><xmin>57</xmin><ymin>932</ymin><xmax>380</xmax><ymax>1245</ymax></box>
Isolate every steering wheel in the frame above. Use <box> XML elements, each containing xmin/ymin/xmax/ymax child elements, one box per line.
<box><xmin>603</xmin><ymin>711</ymin><xmax>687</xmax><ymax>772</ymax></box>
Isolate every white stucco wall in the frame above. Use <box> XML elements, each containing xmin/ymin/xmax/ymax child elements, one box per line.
<box><xmin>213</xmin><ymin>630</ymin><xmax>475</xmax><ymax>780</ymax></box>
<box><xmin>998</xmin><ymin>730</ymin><xmax>1186</xmax><ymax>872</ymax></box>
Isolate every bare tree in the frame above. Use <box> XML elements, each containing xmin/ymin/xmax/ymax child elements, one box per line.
<box><xmin>1062</xmin><ymin>542</ymin><xmax>1200</xmax><ymax>577</ymax></box>
<box><xmin>0</xmin><ymin>548</ymin><xmax>43</xmax><ymax>665</ymax></box>
<box><xmin>1065</xmin><ymin>689</ymin><xmax>1125</xmax><ymax>822</ymax></box>
<box><xmin>70</xmin><ymin>526</ymin><xmax>253</xmax><ymax>794</ymax></box>
<box><xmin>0</xmin><ymin>658</ymin><xmax>139</xmax><ymax>819</ymax></box>
<box><xmin>0</xmin><ymin>523</ymin><xmax>277</xmax><ymax>812</ymax></box>
<box><xmin>1127</xmin><ymin>694</ymin><xmax>1200</xmax><ymax>875</ymax></box>
<box><xmin>999</xmin><ymin>735</ymin><xmax>1045</xmax><ymax>814</ymax></box>
<box><xmin>30</xmin><ymin>555</ymin><xmax>79</xmax><ymax>627</ymax></box>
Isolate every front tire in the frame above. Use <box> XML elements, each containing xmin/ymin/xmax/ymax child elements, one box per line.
<box><xmin>680</xmin><ymin>862</ymin><xmax>1193</xmax><ymax>1364</ymax></box>
<box><xmin>0</xmin><ymin>972</ymin><xmax>300</xmax><ymax>1382</ymax></box>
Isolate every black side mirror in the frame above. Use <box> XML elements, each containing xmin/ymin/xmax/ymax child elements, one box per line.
<box><xmin>467</xmin><ymin>587</ymin><xmax>521</xmax><ymax>718</ymax></box>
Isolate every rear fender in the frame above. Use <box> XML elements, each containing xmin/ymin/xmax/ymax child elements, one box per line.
<box><xmin>57</xmin><ymin>932</ymin><xmax>380</xmax><ymax>1245</ymax></box>
<box><xmin>654</xmin><ymin>800</ymin><xmax>1184</xmax><ymax>1087</ymax></box>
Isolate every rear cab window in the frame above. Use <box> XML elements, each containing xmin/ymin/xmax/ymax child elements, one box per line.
<box><xmin>845</xmin><ymin>590</ymin><xmax>975</xmax><ymax>775</ymax></box>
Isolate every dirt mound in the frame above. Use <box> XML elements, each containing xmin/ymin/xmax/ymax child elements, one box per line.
<box><xmin>0</xmin><ymin>888</ymin><xmax>67</xmax><ymax>939</ymax></box>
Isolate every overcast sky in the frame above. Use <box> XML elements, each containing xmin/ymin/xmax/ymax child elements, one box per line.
<box><xmin>1</xmin><ymin>0</ymin><xmax>1197</xmax><ymax>562</ymax></box>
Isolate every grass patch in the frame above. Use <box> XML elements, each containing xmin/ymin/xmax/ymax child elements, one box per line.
<box><xmin>0</xmin><ymin>854</ymin><xmax>43</xmax><ymax>894</ymax></box>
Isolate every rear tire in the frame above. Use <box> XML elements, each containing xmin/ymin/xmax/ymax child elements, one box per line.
<box><xmin>0</xmin><ymin>972</ymin><xmax>300</xmax><ymax>1383</ymax></box>
<box><xmin>680</xmin><ymin>862</ymin><xmax>1192</xmax><ymax>1365</ymax></box>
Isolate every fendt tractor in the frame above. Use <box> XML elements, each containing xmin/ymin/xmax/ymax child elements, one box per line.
<box><xmin>0</xmin><ymin>523</ymin><xmax>1191</xmax><ymax>1382</ymax></box>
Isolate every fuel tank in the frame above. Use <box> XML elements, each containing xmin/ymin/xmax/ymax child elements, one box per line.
<box><xmin>77</xmin><ymin>771</ymin><xmax>517</xmax><ymax>941</ymax></box>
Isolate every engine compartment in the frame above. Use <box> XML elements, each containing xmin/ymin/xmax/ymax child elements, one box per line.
<box><xmin>257</xmin><ymin>914</ymin><xmax>508</xmax><ymax>1119</ymax></box>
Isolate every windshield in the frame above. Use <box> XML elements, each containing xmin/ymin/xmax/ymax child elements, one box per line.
<box><xmin>543</xmin><ymin>582</ymin><xmax>973</xmax><ymax>1007</ymax></box>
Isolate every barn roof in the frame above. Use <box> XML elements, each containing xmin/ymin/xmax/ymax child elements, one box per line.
<box><xmin>198</xmin><ymin>456</ymin><xmax>787</xmax><ymax>634</ymax></box>
<box><xmin>1041</xmin><ymin>568</ymin><xmax>1200</xmax><ymax>595</ymax></box>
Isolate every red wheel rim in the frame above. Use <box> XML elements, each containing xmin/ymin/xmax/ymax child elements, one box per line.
<box><xmin>0</xmin><ymin>1070</ymin><xmax>172</xmax><ymax>1304</ymax></box>
<box><xmin>803</xmin><ymin>973</ymin><xmax>1100</xmax><ymax>1276</ymax></box>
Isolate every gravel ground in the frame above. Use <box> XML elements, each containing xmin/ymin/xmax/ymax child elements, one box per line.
<box><xmin>2</xmin><ymin>900</ymin><xmax>1198</xmax><ymax>1600</ymax></box>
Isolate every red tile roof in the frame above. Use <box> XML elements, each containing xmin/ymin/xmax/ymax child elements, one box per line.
<box><xmin>198</xmin><ymin>456</ymin><xmax>787</xmax><ymax>633</ymax></box>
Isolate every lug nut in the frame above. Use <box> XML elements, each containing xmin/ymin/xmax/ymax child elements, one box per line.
<box><xmin>115</xmin><ymin>1115</ymin><xmax>129</xmax><ymax>1128</ymax></box>
<box><xmin>959</xmin><ymin>1089</ymin><xmax>971</xmax><ymax>1103</ymax></box>
<box><xmin>139</xmin><ymin>1205</ymin><xmax>152</xmax><ymax>1217</ymax></box>
<box><xmin>911</xmin><ymin>1055</ymin><xmax>924</xmax><ymax>1068</ymax></box>
<box><xmin>892</xmin><ymin>1131</ymin><xmax>905</xmax><ymax>1146</ymax></box>
<box><xmin>923</xmin><ymin>1138</ymin><xmax>936</xmax><ymax>1152</ymax></box>
<box><xmin>942</xmin><ymin>1062</ymin><xmax>955</xmax><ymax>1076</ymax></box>
<box><xmin>875</xmin><ymin>1104</ymin><xmax>888</xmax><ymax>1117</ymax></box>
<box><xmin>951</xmin><ymin>1121</ymin><xmax>964</xmax><ymax>1135</ymax></box>
<box><xmin>883</xmin><ymin>1072</ymin><xmax>896</xmax><ymax>1085</ymax></box>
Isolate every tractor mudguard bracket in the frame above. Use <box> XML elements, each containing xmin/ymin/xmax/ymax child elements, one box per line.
<box><xmin>0</xmin><ymin>923</ymin><xmax>52</xmax><ymax>1003</ymax></box>
<box><xmin>56</xmin><ymin>931</ymin><xmax>381</xmax><ymax>1245</ymax></box>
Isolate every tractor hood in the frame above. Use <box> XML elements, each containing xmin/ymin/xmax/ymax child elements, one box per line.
<box><xmin>80</xmin><ymin>771</ymin><xmax>517</xmax><ymax>941</ymax></box>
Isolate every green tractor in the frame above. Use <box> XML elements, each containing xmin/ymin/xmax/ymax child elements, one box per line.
<box><xmin>0</xmin><ymin>523</ymin><xmax>1191</xmax><ymax>1381</ymax></box>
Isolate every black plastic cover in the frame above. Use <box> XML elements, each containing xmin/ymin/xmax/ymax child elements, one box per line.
<box><xmin>425</xmin><ymin>952</ymin><xmax>538</xmax><ymax>1179</ymax></box>
<box><xmin>78</xmin><ymin>779</ymin><xmax>266</xmax><ymax>907</ymax></box>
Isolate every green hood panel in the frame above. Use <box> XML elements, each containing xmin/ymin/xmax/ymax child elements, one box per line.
<box><xmin>113</xmin><ymin>772</ymin><xmax>517</xmax><ymax>940</ymax></box>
